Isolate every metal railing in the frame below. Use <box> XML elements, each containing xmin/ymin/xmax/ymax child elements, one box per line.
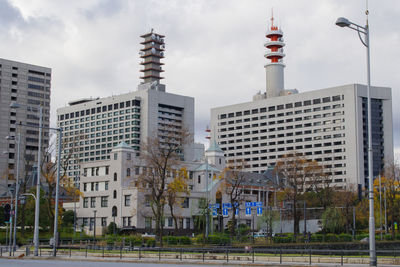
<box><xmin>6</xmin><ymin>245</ymin><xmax>400</xmax><ymax>266</ymax></box>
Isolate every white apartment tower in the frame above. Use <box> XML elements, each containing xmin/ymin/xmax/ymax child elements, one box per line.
<box><xmin>56</xmin><ymin>31</ymin><xmax>194</xmax><ymax>186</ymax></box>
<box><xmin>210</xmin><ymin>18</ymin><xmax>393</xmax><ymax>189</ymax></box>
<box><xmin>0</xmin><ymin>58</ymin><xmax>51</xmax><ymax>193</ymax></box>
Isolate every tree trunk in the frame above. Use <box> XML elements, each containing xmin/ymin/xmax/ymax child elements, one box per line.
<box><xmin>293</xmin><ymin>204</ymin><xmax>299</xmax><ymax>236</ymax></box>
<box><xmin>169</xmin><ymin>203</ymin><xmax>178</xmax><ymax>234</ymax></box>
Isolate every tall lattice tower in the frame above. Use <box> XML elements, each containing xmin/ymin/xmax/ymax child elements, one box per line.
<box><xmin>264</xmin><ymin>14</ymin><xmax>285</xmax><ymax>98</ymax></box>
<box><xmin>140</xmin><ymin>30</ymin><xmax>165</xmax><ymax>84</ymax></box>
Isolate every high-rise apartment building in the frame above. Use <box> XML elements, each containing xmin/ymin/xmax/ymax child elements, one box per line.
<box><xmin>0</xmin><ymin>58</ymin><xmax>51</xmax><ymax>192</ymax></box>
<box><xmin>210</xmin><ymin>18</ymin><xmax>393</xmax><ymax>189</ymax></box>
<box><xmin>56</xmin><ymin>31</ymin><xmax>194</xmax><ymax>186</ymax></box>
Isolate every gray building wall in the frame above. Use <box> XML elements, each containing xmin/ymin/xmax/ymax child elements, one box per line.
<box><xmin>0</xmin><ymin>58</ymin><xmax>51</xmax><ymax>193</ymax></box>
<box><xmin>56</xmin><ymin>84</ymin><xmax>194</xmax><ymax>187</ymax></box>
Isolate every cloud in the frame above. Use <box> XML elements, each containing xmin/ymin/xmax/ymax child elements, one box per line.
<box><xmin>1</xmin><ymin>0</ymin><xmax>399</xmax><ymax>153</ymax></box>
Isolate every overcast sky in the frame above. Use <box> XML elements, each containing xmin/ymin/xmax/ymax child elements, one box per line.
<box><xmin>1</xmin><ymin>0</ymin><xmax>399</xmax><ymax>159</ymax></box>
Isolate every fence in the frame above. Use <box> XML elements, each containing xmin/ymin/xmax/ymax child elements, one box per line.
<box><xmin>6</xmin><ymin>245</ymin><xmax>399</xmax><ymax>265</ymax></box>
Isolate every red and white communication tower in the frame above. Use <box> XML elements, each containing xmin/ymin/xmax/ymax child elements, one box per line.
<box><xmin>264</xmin><ymin>13</ymin><xmax>285</xmax><ymax>98</ymax></box>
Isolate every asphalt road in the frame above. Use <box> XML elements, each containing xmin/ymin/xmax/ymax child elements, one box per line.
<box><xmin>0</xmin><ymin>259</ymin><xmax>221</xmax><ymax>267</ymax></box>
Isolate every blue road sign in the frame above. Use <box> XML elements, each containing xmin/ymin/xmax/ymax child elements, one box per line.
<box><xmin>245</xmin><ymin>207</ymin><xmax>251</xmax><ymax>216</ymax></box>
<box><xmin>223</xmin><ymin>208</ymin><xmax>229</xmax><ymax>217</ymax></box>
<box><xmin>235</xmin><ymin>208</ymin><xmax>239</xmax><ymax>216</ymax></box>
<box><xmin>245</xmin><ymin>202</ymin><xmax>252</xmax><ymax>208</ymax></box>
<box><xmin>257</xmin><ymin>207</ymin><xmax>263</xmax><ymax>216</ymax></box>
<box><xmin>222</xmin><ymin>203</ymin><xmax>232</xmax><ymax>208</ymax></box>
<box><xmin>212</xmin><ymin>209</ymin><xmax>217</xmax><ymax>217</ymax></box>
<box><xmin>255</xmin><ymin>202</ymin><xmax>263</xmax><ymax>207</ymax></box>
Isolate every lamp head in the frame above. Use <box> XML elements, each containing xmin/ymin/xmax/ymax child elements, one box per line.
<box><xmin>336</xmin><ymin>17</ymin><xmax>351</xmax><ymax>27</ymax></box>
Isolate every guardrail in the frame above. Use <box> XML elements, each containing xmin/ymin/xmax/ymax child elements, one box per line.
<box><xmin>9</xmin><ymin>245</ymin><xmax>400</xmax><ymax>265</ymax></box>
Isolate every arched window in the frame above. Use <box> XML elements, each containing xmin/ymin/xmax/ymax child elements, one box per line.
<box><xmin>112</xmin><ymin>206</ymin><xmax>117</xmax><ymax>217</ymax></box>
<box><xmin>114</xmin><ymin>173</ymin><xmax>117</xmax><ymax>181</ymax></box>
<box><xmin>113</xmin><ymin>190</ymin><xmax>117</xmax><ymax>199</ymax></box>
<box><xmin>127</xmin><ymin>168</ymin><xmax>131</xmax><ymax>177</ymax></box>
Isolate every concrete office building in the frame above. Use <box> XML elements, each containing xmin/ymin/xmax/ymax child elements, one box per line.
<box><xmin>56</xmin><ymin>31</ymin><xmax>194</xmax><ymax>186</ymax></box>
<box><xmin>0</xmin><ymin>58</ymin><xmax>51</xmax><ymax>193</ymax></box>
<box><xmin>210</xmin><ymin>19</ymin><xmax>393</xmax><ymax>189</ymax></box>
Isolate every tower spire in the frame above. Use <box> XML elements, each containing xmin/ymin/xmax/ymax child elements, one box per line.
<box><xmin>264</xmin><ymin>13</ymin><xmax>285</xmax><ymax>98</ymax></box>
<box><xmin>139</xmin><ymin>30</ymin><xmax>165</xmax><ymax>84</ymax></box>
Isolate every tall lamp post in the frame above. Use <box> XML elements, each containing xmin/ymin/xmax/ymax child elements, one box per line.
<box><xmin>336</xmin><ymin>14</ymin><xmax>376</xmax><ymax>266</ymax></box>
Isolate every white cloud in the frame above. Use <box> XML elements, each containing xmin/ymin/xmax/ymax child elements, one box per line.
<box><xmin>1</xmin><ymin>0</ymin><xmax>399</xmax><ymax>152</ymax></box>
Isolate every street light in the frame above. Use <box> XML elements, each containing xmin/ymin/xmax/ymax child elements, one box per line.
<box><xmin>336</xmin><ymin>14</ymin><xmax>376</xmax><ymax>266</ymax></box>
<box><xmin>9</xmin><ymin>103</ymin><xmax>22</xmax><ymax>256</ymax></box>
<box><xmin>10</xmin><ymin>102</ymin><xmax>63</xmax><ymax>257</ymax></box>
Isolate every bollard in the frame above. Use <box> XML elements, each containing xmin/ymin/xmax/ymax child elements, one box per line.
<box><xmin>40</xmin><ymin>247</ymin><xmax>42</xmax><ymax>257</ymax></box>
<box><xmin>309</xmin><ymin>249</ymin><xmax>311</xmax><ymax>265</ymax></box>
<box><xmin>158</xmin><ymin>247</ymin><xmax>161</xmax><ymax>261</ymax></box>
<box><xmin>252</xmin><ymin>249</ymin><xmax>255</xmax><ymax>263</ymax></box>
<box><xmin>203</xmin><ymin>250</ymin><xmax>205</xmax><ymax>262</ymax></box>
<box><xmin>26</xmin><ymin>246</ymin><xmax>29</xmax><ymax>256</ymax></box>
<box><xmin>226</xmin><ymin>249</ymin><xmax>229</xmax><ymax>262</ymax></box>
<box><xmin>280</xmin><ymin>247</ymin><xmax>282</xmax><ymax>264</ymax></box>
<box><xmin>85</xmin><ymin>246</ymin><xmax>88</xmax><ymax>258</ymax></box>
<box><xmin>180</xmin><ymin>248</ymin><xmax>182</xmax><ymax>261</ymax></box>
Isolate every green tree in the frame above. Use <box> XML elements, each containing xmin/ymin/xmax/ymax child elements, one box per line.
<box><xmin>61</xmin><ymin>210</ymin><xmax>75</xmax><ymax>227</ymax></box>
<box><xmin>322</xmin><ymin>207</ymin><xmax>345</xmax><ymax>234</ymax></box>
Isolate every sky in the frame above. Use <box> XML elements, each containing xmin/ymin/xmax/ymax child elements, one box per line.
<box><xmin>1</xmin><ymin>0</ymin><xmax>399</xmax><ymax>159</ymax></box>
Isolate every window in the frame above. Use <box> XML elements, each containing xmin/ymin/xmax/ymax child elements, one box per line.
<box><xmin>114</xmin><ymin>153</ymin><xmax>118</xmax><ymax>160</ymax></box>
<box><xmin>182</xmin><ymin>197</ymin><xmax>189</xmax><ymax>208</ymax></box>
<box><xmin>101</xmin><ymin>217</ymin><xmax>107</xmax><ymax>227</ymax></box>
<box><xmin>127</xmin><ymin>168</ymin><xmax>131</xmax><ymax>176</ymax></box>
<box><xmin>83</xmin><ymin>218</ymin><xmax>88</xmax><ymax>226</ymax></box>
<box><xmin>124</xmin><ymin>195</ymin><xmax>131</xmax><ymax>206</ymax></box>
<box><xmin>145</xmin><ymin>195</ymin><xmax>151</xmax><ymax>207</ymax></box>
<box><xmin>83</xmin><ymin>197</ymin><xmax>88</xmax><ymax>208</ymax></box>
<box><xmin>123</xmin><ymin>217</ymin><xmax>131</xmax><ymax>227</ymax></box>
<box><xmin>113</xmin><ymin>190</ymin><xmax>117</xmax><ymax>199</ymax></box>
<box><xmin>95</xmin><ymin>182</ymin><xmax>99</xmax><ymax>191</ymax></box>
<box><xmin>101</xmin><ymin>196</ymin><xmax>108</xmax><ymax>207</ymax></box>
<box><xmin>168</xmin><ymin>217</ymin><xmax>173</xmax><ymax>227</ymax></box>
<box><xmin>114</xmin><ymin>173</ymin><xmax>117</xmax><ymax>181</ymax></box>
<box><xmin>83</xmin><ymin>183</ymin><xmax>87</xmax><ymax>191</ymax></box>
<box><xmin>145</xmin><ymin>217</ymin><xmax>152</xmax><ymax>228</ymax></box>
<box><xmin>90</xmin><ymin>197</ymin><xmax>96</xmax><ymax>208</ymax></box>
<box><xmin>105</xmin><ymin>166</ymin><xmax>109</xmax><ymax>175</ymax></box>
<box><xmin>198</xmin><ymin>175</ymin><xmax>201</xmax><ymax>184</ymax></box>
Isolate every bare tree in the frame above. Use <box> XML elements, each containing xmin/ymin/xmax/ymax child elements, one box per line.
<box><xmin>137</xmin><ymin>129</ymin><xmax>190</xmax><ymax>246</ymax></box>
<box><xmin>219</xmin><ymin>161</ymin><xmax>246</xmax><ymax>236</ymax></box>
<box><xmin>274</xmin><ymin>152</ymin><xmax>323</xmax><ymax>236</ymax></box>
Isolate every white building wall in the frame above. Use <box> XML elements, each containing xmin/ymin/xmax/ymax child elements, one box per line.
<box><xmin>210</xmin><ymin>84</ymin><xmax>393</xmax><ymax>188</ymax></box>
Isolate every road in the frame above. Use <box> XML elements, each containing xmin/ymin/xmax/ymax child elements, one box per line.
<box><xmin>0</xmin><ymin>259</ymin><xmax>221</xmax><ymax>267</ymax></box>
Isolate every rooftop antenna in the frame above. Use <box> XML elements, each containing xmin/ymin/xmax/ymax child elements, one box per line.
<box><xmin>365</xmin><ymin>0</ymin><xmax>369</xmax><ymax>25</ymax></box>
<box><xmin>271</xmin><ymin>8</ymin><xmax>274</xmax><ymax>27</ymax></box>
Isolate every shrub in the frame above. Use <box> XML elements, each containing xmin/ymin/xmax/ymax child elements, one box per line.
<box><xmin>163</xmin><ymin>236</ymin><xmax>178</xmax><ymax>245</ymax></box>
<box><xmin>179</xmin><ymin>236</ymin><xmax>191</xmax><ymax>245</ymax></box>
<box><xmin>146</xmin><ymin>238</ymin><xmax>156</xmax><ymax>247</ymax></box>
<box><xmin>124</xmin><ymin>235</ymin><xmax>142</xmax><ymax>246</ymax></box>
<box><xmin>338</xmin><ymin>233</ymin><xmax>352</xmax><ymax>242</ymax></box>
<box><xmin>325</xmin><ymin>233</ymin><xmax>338</xmax><ymax>242</ymax></box>
<box><xmin>310</xmin><ymin>234</ymin><xmax>324</xmax><ymax>243</ymax></box>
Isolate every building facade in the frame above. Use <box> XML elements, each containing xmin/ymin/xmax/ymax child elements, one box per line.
<box><xmin>210</xmin><ymin>19</ymin><xmax>393</xmax><ymax>189</ymax></box>
<box><xmin>0</xmin><ymin>58</ymin><xmax>51</xmax><ymax>193</ymax></box>
<box><xmin>56</xmin><ymin>31</ymin><xmax>194</xmax><ymax>187</ymax></box>
<box><xmin>73</xmin><ymin>141</ymin><xmax>278</xmax><ymax>235</ymax></box>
